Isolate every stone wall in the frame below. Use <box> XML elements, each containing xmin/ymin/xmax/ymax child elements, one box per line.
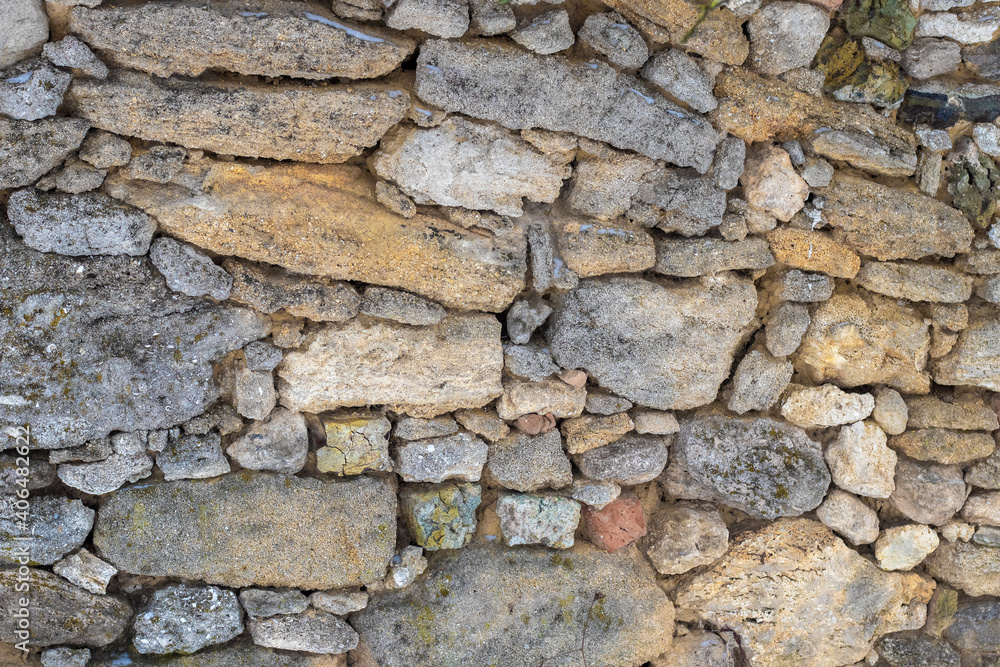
<box><xmin>2</xmin><ymin>0</ymin><xmax>1000</xmax><ymax>664</ymax></box>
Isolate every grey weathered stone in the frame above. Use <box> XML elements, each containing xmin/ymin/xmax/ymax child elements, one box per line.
<box><xmin>873</xmin><ymin>387</ymin><xmax>908</xmax><ymax>436</ymax></box>
<box><xmin>0</xmin><ymin>59</ymin><xmax>72</xmax><ymax>121</ymax></box>
<box><xmin>150</xmin><ymin>237</ymin><xmax>232</xmax><ymax>300</ymax></box>
<box><xmin>486</xmin><ymin>430</ymin><xmax>572</xmax><ymax>492</ymax></box>
<box><xmin>78</xmin><ymin>129</ymin><xmax>131</xmax><ymax>169</ymax></box>
<box><xmin>815</xmin><ymin>489</ymin><xmax>880</xmax><ymax>545</ymax></box>
<box><xmin>654</xmin><ymin>237</ymin><xmax>773</xmax><ymax>277</ymax></box>
<box><xmin>67</xmin><ymin>70</ymin><xmax>409</xmax><ymax>163</ymax></box>
<box><xmin>156</xmin><ymin>431</ymin><xmax>230</xmax><ymax>481</ymax></box>
<box><xmin>506</xmin><ymin>297</ymin><xmax>551</xmax><ymax>345</ymax></box>
<box><xmin>42</xmin><ymin>36</ymin><xmax>108</xmax><ymax>79</ymax></box>
<box><xmin>651</xmin><ymin>630</ymin><xmax>733</xmax><ymax>667</ymax></box>
<box><xmin>855</xmin><ymin>261</ymin><xmax>974</xmax><ymax>303</ymax></box>
<box><xmin>642</xmin><ymin>502</ymin><xmax>728</xmax><ymax>575</ymax></box>
<box><xmin>416</xmin><ymin>39</ymin><xmax>719</xmax><ymax>173</ymax></box>
<box><xmin>510</xmin><ymin>10</ymin><xmax>574</xmax><ymax>55</ymax></box>
<box><xmin>578</xmin><ymin>13</ymin><xmax>648</xmax><ymax>70</ymax></box>
<box><xmin>394</xmin><ymin>416</ymin><xmax>459</xmax><ymax>441</ymax></box>
<box><xmin>218</xmin><ymin>354</ymin><xmax>275</xmax><ymax>421</ymax></box>
<box><xmin>359</xmin><ymin>287</ymin><xmax>445</xmax><ymax>326</ymax></box>
<box><xmin>504</xmin><ymin>342</ymin><xmax>559</xmax><ymax>381</ymax></box>
<box><xmin>243</xmin><ymin>341</ymin><xmax>283</xmax><ymax>372</ymax></box>
<box><xmin>926</xmin><ymin>540</ymin><xmax>1000</xmax><ymax>597</ymax></box>
<box><xmin>225</xmin><ymin>258</ymin><xmax>360</xmax><ymax>323</ymax></box>
<box><xmin>727</xmin><ymin>349</ymin><xmax>793</xmax><ymax>414</ymax></box>
<box><xmin>0</xmin><ymin>117</ymin><xmax>88</xmax><ymax>189</ymax></box>
<box><xmin>0</xmin><ymin>0</ymin><xmax>48</xmax><ymax>68</ymax></box>
<box><xmin>133</xmin><ymin>584</ymin><xmax>243</xmax><ymax>655</ymax></box>
<box><xmin>747</xmin><ymin>2</ymin><xmax>828</xmax><ymax>75</ymax></box>
<box><xmin>807</xmin><ymin>130</ymin><xmax>917</xmax><ymax>178</ymax></box>
<box><xmin>0</xmin><ymin>496</ymin><xmax>93</xmax><ymax>566</ymax></box>
<box><xmin>495</xmin><ymin>493</ymin><xmax>580</xmax><ymax>549</ymax></box>
<box><xmin>0</xmin><ymin>453</ymin><xmax>55</xmax><ymax>492</ymax></box>
<box><xmin>386</xmin><ymin>0</ymin><xmax>469</xmax><ymax>37</ymax></box>
<box><xmin>901</xmin><ymin>37</ymin><xmax>961</xmax><ymax>79</ymax></box>
<box><xmin>496</xmin><ymin>375</ymin><xmax>586</xmax><ymax>421</ymax></box>
<box><xmin>57</xmin><ymin>432</ymin><xmax>153</xmax><ymax>494</ymax></box>
<box><xmin>546</xmin><ymin>275</ymin><xmax>756</xmax><ymax>410</ymax></box>
<box><xmin>767</xmin><ymin>269</ymin><xmax>834</xmax><ymax>302</ymax></box>
<box><xmin>49</xmin><ymin>438</ymin><xmax>113</xmax><ymax>464</ymax></box>
<box><xmin>41</xmin><ymin>648</ymin><xmax>91</xmax><ymax>667</ymax></box>
<box><xmin>395</xmin><ymin>432</ymin><xmax>489</xmax><ymax>483</ymax></box>
<box><xmin>94</xmin><ymin>472</ymin><xmax>396</xmax><ymax>589</ymax></box>
<box><xmin>90</xmin><ymin>642</ymin><xmax>345</xmax><ymax>666</ymax></box>
<box><xmin>52</xmin><ymin>548</ymin><xmax>117</xmax><ymax>595</ymax></box>
<box><xmin>309</xmin><ymin>590</ymin><xmax>367</xmax><ymax>615</ymax></box>
<box><xmin>641</xmin><ymin>48</ymin><xmax>716</xmax><ymax>113</ymax></box>
<box><xmin>585</xmin><ymin>389</ymin><xmax>633</xmax><ymax>415</ymax></box>
<box><xmin>780</xmin><ymin>384</ymin><xmax>875</xmax><ymax>429</ymax></box>
<box><xmin>8</xmin><ymin>189</ymin><xmax>155</xmax><ymax>257</ymax></box>
<box><xmin>122</xmin><ymin>145</ymin><xmax>186</xmax><ymax>183</ymax></box>
<box><xmin>566</xmin><ymin>140</ymin><xmax>655</xmax><ymax>221</ymax></box>
<box><xmin>248</xmin><ymin>609</ymin><xmax>358</xmax><ymax>654</ymax></box>
<box><xmin>469</xmin><ymin>0</ymin><xmax>515</xmax><ymax>35</ymax></box>
<box><xmin>943</xmin><ymin>600</ymin><xmax>1000</xmax><ymax>652</ymax></box>
<box><xmin>454</xmin><ymin>409</ymin><xmax>509</xmax><ymax>443</ymax></box>
<box><xmin>352</xmin><ymin>541</ymin><xmax>674</xmax><ymax>666</ymax></box>
<box><xmin>239</xmin><ymin>589</ymin><xmax>309</xmax><ymax>619</ymax></box>
<box><xmin>934</xmin><ymin>302</ymin><xmax>1000</xmax><ymax>391</ymax></box>
<box><xmin>0</xmin><ymin>567</ymin><xmax>130</xmax><ymax>647</ymax></box>
<box><xmin>226</xmin><ymin>408</ymin><xmax>307</xmax><ymax>474</ymax></box>
<box><xmin>569</xmin><ymin>477</ymin><xmax>621</xmax><ymax>509</ymax></box>
<box><xmin>70</xmin><ymin>1</ymin><xmax>415</xmax><ymax>80</ymax></box>
<box><xmin>663</xmin><ymin>414</ymin><xmax>830</xmax><ymax>520</ymax></box>
<box><xmin>906</xmin><ymin>392</ymin><xmax>998</xmax><ymax>431</ymax></box>
<box><xmin>765</xmin><ymin>301</ymin><xmax>810</xmax><ymax>357</ymax></box>
<box><xmin>631</xmin><ymin>167</ymin><xmax>727</xmax><ymax>235</ymax></box>
<box><xmin>47</xmin><ymin>158</ymin><xmax>106</xmax><ymax>194</ymax></box>
<box><xmin>891</xmin><ymin>457</ymin><xmax>968</xmax><ymax>525</ymax></box>
<box><xmin>574</xmin><ymin>434</ymin><xmax>669</xmax><ymax>486</ymax></box>
<box><xmin>713</xmin><ymin>135</ymin><xmax>746</xmax><ymax>190</ymax></box>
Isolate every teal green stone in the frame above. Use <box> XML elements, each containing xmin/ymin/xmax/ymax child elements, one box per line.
<box><xmin>400</xmin><ymin>483</ymin><xmax>481</xmax><ymax>551</ymax></box>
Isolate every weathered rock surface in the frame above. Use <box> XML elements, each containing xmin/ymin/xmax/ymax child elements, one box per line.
<box><xmin>0</xmin><ymin>567</ymin><xmax>130</xmax><ymax>647</ymax></box>
<box><xmin>642</xmin><ymin>502</ymin><xmax>728</xmax><ymax>575</ymax></box>
<box><xmin>780</xmin><ymin>384</ymin><xmax>875</xmax><ymax>429</ymax></box>
<box><xmin>674</xmin><ymin>518</ymin><xmax>935</xmax><ymax>667</ymax></box>
<box><xmin>395</xmin><ymin>432</ymin><xmax>488</xmax><ymax>483</ymax></box>
<box><xmin>352</xmin><ymin>542</ymin><xmax>675</xmax><ymax>666</ymax></box>
<box><xmin>69</xmin><ymin>1</ymin><xmax>415</xmax><ymax>80</ymax></box>
<box><xmin>546</xmin><ymin>275</ymin><xmax>757</xmax><ymax>410</ymax></box>
<box><xmin>133</xmin><ymin>584</ymin><xmax>243</xmax><ymax>655</ymax></box>
<box><xmin>67</xmin><ymin>71</ymin><xmax>408</xmax><ymax>163</ymax></box>
<box><xmin>248</xmin><ymin>609</ymin><xmax>358</xmax><ymax>654</ymax></box>
<box><xmin>0</xmin><ymin>117</ymin><xmax>89</xmax><ymax>189</ymax></box>
<box><xmin>906</xmin><ymin>393</ymin><xmax>998</xmax><ymax>431</ymax></box>
<box><xmin>486</xmin><ymin>430</ymin><xmax>572</xmax><ymax>491</ymax></box>
<box><xmin>0</xmin><ymin>496</ymin><xmax>93</xmax><ymax>566</ymax></box>
<box><xmin>825</xmin><ymin>421</ymin><xmax>897</xmax><ymax>498</ymax></box>
<box><xmin>225</xmin><ymin>259</ymin><xmax>359</xmax><ymax>323</ymax></box>
<box><xmin>277</xmin><ymin>314</ymin><xmax>500</xmax><ymax>417</ymax></box>
<box><xmin>151</xmin><ymin>237</ymin><xmax>232</xmax><ymax>300</ymax></box>
<box><xmin>890</xmin><ymin>428</ymin><xmax>995</xmax><ymax>464</ymax></box>
<box><xmin>816</xmin><ymin>489</ymin><xmax>880</xmax><ymax>545</ymax></box>
<box><xmin>934</xmin><ymin>302</ymin><xmax>1000</xmax><ymax>391</ymax></box>
<box><xmin>925</xmin><ymin>541</ymin><xmax>1000</xmax><ymax>596</ymax></box>
<box><xmin>856</xmin><ymin>261</ymin><xmax>974</xmax><ymax>303</ymax></box>
<box><xmin>105</xmin><ymin>158</ymin><xmax>526</xmax><ymax>311</ymax></box>
<box><xmin>747</xmin><ymin>1</ymin><xmax>829</xmax><ymax>75</ymax></box>
<box><xmin>554</xmin><ymin>219</ymin><xmax>656</xmax><ymax>278</ymax></box>
<box><xmin>891</xmin><ymin>457</ymin><xmax>967</xmax><ymax>525</ymax></box>
<box><xmin>653</xmin><ymin>237</ymin><xmax>773</xmax><ymax>277</ymax></box>
<box><xmin>416</xmin><ymin>39</ymin><xmax>719</xmax><ymax>173</ymax></box>
<box><xmin>663</xmin><ymin>414</ymin><xmax>830</xmax><ymax>519</ymax></box>
<box><xmin>0</xmin><ymin>226</ymin><xmax>266</xmax><ymax>449</ymax></box>
<box><xmin>574</xmin><ymin>434</ymin><xmax>669</xmax><ymax>486</ymax></box>
<box><xmin>580</xmin><ymin>13</ymin><xmax>649</xmax><ymax>71</ymax></box>
<box><xmin>93</xmin><ymin>473</ymin><xmax>396</xmax><ymax>589</ymax></box>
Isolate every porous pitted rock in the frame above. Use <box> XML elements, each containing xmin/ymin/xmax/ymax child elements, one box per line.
<box><xmin>122</xmin><ymin>145</ymin><xmax>186</xmax><ymax>184</ymax></box>
<box><xmin>371</xmin><ymin>118</ymin><xmax>572</xmax><ymax>217</ymax></box>
<box><xmin>553</xmin><ymin>219</ymin><xmax>656</xmax><ymax>278</ymax></box>
<box><xmin>825</xmin><ymin>421</ymin><xmax>897</xmax><ymax>498</ymax></box>
<box><xmin>156</xmin><ymin>431</ymin><xmax>230</xmax><ymax>481</ymax></box>
<box><xmin>662</xmin><ymin>413</ymin><xmax>830</xmax><ymax>520</ymax></box>
<box><xmin>67</xmin><ymin>71</ymin><xmax>408</xmax><ymax>163</ymax></box>
<box><xmin>890</xmin><ymin>429</ymin><xmax>995</xmax><ymax>465</ymax></box>
<box><xmin>415</xmin><ymin>39</ymin><xmax>719</xmax><ymax>173</ymax></box>
<box><xmin>150</xmin><ymin>237</ymin><xmax>231</xmax><ymax>300</ymax></box>
<box><xmin>0</xmin><ymin>117</ymin><xmax>89</xmax><ymax>189</ymax></box>
<box><xmin>766</xmin><ymin>268</ymin><xmax>834</xmax><ymax>302</ymax></box>
<box><xmin>815</xmin><ymin>489</ymin><xmax>880</xmax><ymax>545</ymax></box>
<box><xmin>52</xmin><ymin>549</ymin><xmax>117</xmax><ymax>595</ymax></box>
<box><xmin>560</xmin><ymin>413</ymin><xmax>634</xmax><ymax>455</ymax></box>
<box><xmin>0</xmin><ymin>59</ymin><xmax>72</xmax><ymax>121</ymax></box>
<box><xmin>579</xmin><ymin>13</ymin><xmax>648</xmax><ymax>71</ymax></box>
<box><xmin>42</xmin><ymin>36</ymin><xmax>108</xmax><ymax>80</ymax></box>
<box><xmin>630</xmin><ymin>167</ymin><xmax>727</xmax><ymax>236</ymax></box>
<box><xmin>650</xmin><ymin>630</ymin><xmax>733</xmax><ymax>667</ymax></box>
<box><xmin>823</xmin><ymin>173</ymin><xmax>974</xmax><ymax>261</ymax></box>
<box><xmin>573</xmin><ymin>434</ymin><xmax>669</xmax><ymax>486</ymax></box>
<box><xmin>352</xmin><ymin>541</ymin><xmax>674</xmax><ymax>665</ymax></box>
<box><xmin>358</xmin><ymin>287</ymin><xmax>445</xmax><ymax>326</ymax></box>
<box><xmin>239</xmin><ymin>589</ymin><xmax>309</xmax><ymax>619</ymax></box>
<box><xmin>566</xmin><ymin>141</ymin><xmax>656</xmax><ymax>221</ymax></box>
<box><xmin>400</xmin><ymin>483</ymin><xmax>481</xmax><ymax>550</ymax></box>
<box><xmin>496</xmin><ymin>375</ymin><xmax>586</xmax><ymax>421</ymax></box>
<box><xmin>642</xmin><ymin>502</ymin><xmax>728</xmax><ymax>575</ymax></box>
<box><xmin>226</xmin><ymin>409</ymin><xmax>307</xmax><ymax>473</ymax></box>
<box><xmin>0</xmin><ymin>496</ymin><xmax>93</xmax><ymax>566</ymax></box>
<box><xmin>225</xmin><ymin>258</ymin><xmax>359</xmax><ymax>322</ymax></box>
<box><xmin>856</xmin><ymin>261</ymin><xmax>974</xmax><ymax>303</ymax></box>
<box><xmin>89</xmin><ymin>642</ymin><xmax>347</xmax><ymax>666</ymax></box>
<box><xmin>891</xmin><ymin>457</ymin><xmax>967</xmax><ymax>525</ymax></box>
<box><xmin>0</xmin><ymin>0</ymin><xmax>48</xmax><ymax>67</ymax></box>
<box><xmin>317</xmin><ymin>414</ymin><xmax>392</xmax><ymax>476</ymax></box>
<box><xmin>934</xmin><ymin>302</ymin><xmax>1000</xmax><ymax>391</ymax></box>
<box><xmin>925</xmin><ymin>540</ymin><xmax>1000</xmax><ymax>596</ymax></box>
<box><xmin>674</xmin><ymin>518</ymin><xmax>935</xmax><ymax>667</ymax></box>
<box><xmin>765</xmin><ymin>301</ymin><xmax>810</xmax><ymax>357</ymax></box>
<box><xmin>93</xmin><ymin>472</ymin><xmax>396</xmax><ymax>589</ymax></box>
<box><xmin>69</xmin><ymin>1</ymin><xmax>415</xmax><ymax>79</ymax></box>
<box><xmin>510</xmin><ymin>10</ymin><xmax>574</xmax><ymax>55</ymax></box>
<box><xmin>0</xmin><ymin>567</ymin><xmax>130</xmax><ymax>647</ymax></box>
<box><xmin>943</xmin><ymin>600</ymin><xmax>1000</xmax><ymax>651</ymax></box>
<box><xmin>105</xmin><ymin>158</ymin><xmax>526</xmax><ymax>312</ymax></box>
<box><xmin>496</xmin><ymin>494</ymin><xmax>580</xmax><ymax>548</ymax></box>
<box><xmin>310</xmin><ymin>590</ymin><xmax>367</xmax><ymax>616</ymax></box>
<box><xmin>780</xmin><ymin>384</ymin><xmax>875</xmax><ymax>428</ymax></box>
<box><xmin>653</xmin><ymin>237</ymin><xmax>773</xmax><ymax>277</ymax></box>
<box><xmin>395</xmin><ymin>432</ymin><xmax>488</xmax><ymax>483</ymax></box>
<box><xmin>486</xmin><ymin>430</ymin><xmax>572</xmax><ymax>492</ymax></box>
<box><xmin>793</xmin><ymin>289</ymin><xmax>931</xmax><ymax>394</ymax></box>
<box><xmin>57</xmin><ymin>432</ymin><xmax>153</xmax><ymax>494</ymax></box>
<box><xmin>767</xmin><ymin>228</ymin><xmax>861</xmax><ymax>279</ymax></box>
<box><xmin>906</xmin><ymin>393</ymin><xmax>998</xmax><ymax>431</ymax></box>
<box><xmin>0</xmin><ymin>227</ymin><xmax>266</xmax><ymax>449</ymax></box>
<box><xmin>132</xmin><ymin>584</ymin><xmax>243</xmax><ymax>655</ymax></box>
<box><xmin>78</xmin><ymin>129</ymin><xmax>130</xmax><ymax>169</ymax></box>
<box><xmin>641</xmin><ymin>48</ymin><xmax>716</xmax><ymax>113</ymax></box>
<box><xmin>546</xmin><ymin>275</ymin><xmax>756</xmax><ymax>410</ymax></box>
<box><xmin>726</xmin><ymin>349</ymin><xmax>793</xmax><ymax>414</ymax></box>
<box><xmin>248</xmin><ymin>609</ymin><xmax>358</xmax><ymax>654</ymax></box>
<box><xmin>41</xmin><ymin>648</ymin><xmax>91</xmax><ymax>667</ymax></box>
<box><xmin>580</xmin><ymin>494</ymin><xmax>646</xmax><ymax>553</ymax></box>
<box><xmin>747</xmin><ymin>2</ymin><xmax>829</xmax><ymax>75</ymax></box>
<box><xmin>278</xmin><ymin>314</ymin><xmax>500</xmax><ymax>418</ymax></box>
<box><xmin>385</xmin><ymin>0</ymin><xmax>469</xmax><ymax>37</ymax></box>
<box><xmin>875</xmin><ymin>524</ymin><xmax>940</xmax><ymax>571</ymax></box>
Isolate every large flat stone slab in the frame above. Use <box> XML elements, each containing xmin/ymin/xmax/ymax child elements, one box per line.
<box><xmin>105</xmin><ymin>158</ymin><xmax>526</xmax><ymax>311</ymax></box>
<box><xmin>352</xmin><ymin>542</ymin><xmax>674</xmax><ymax>666</ymax></box>
<box><xmin>0</xmin><ymin>225</ymin><xmax>266</xmax><ymax>450</ymax></box>
<box><xmin>67</xmin><ymin>70</ymin><xmax>408</xmax><ymax>163</ymax></box>
<box><xmin>93</xmin><ymin>472</ymin><xmax>396</xmax><ymax>589</ymax></box>
<box><xmin>277</xmin><ymin>313</ymin><xmax>502</xmax><ymax>417</ymax></box>
<box><xmin>70</xmin><ymin>1</ymin><xmax>415</xmax><ymax>80</ymax></box>
<box><xmin>415</xmin><ymin>39</ymin><xmax>719</xmax><ymax>173</ymax></box>
<box><xmin>545</xmin><ymin>274</ymin><xmax>757</xmax><ymax>410</ymax></box>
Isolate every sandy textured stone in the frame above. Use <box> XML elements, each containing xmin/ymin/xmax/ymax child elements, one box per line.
<box><xmin>226</xmin><ymin>259</ymin><xmax>359</xmax><ymax>323</ymax></box>
<box><xmin>90</xmin><ymin>642</ymin><xmax>346</xmax><ymax>666</ymax></box>
<box><xmin>42</xmin><ymin>36</ymin><xmax>108</xmax><ymax>80</ymax></box>
<box><xmin>906</xmin><ymin>393</ymin><xmax>998</xmax><ymax>431</ymax></box>
<box><xmin>653</xmin><ymin>237</ymin><xmax>773</xmax><ymax>277</ymax></box>
<box><xmin>0</xmin><ymin>117</ymin><xmax>89</xmax><ymax>189</ymax></box>
<box><xmin>650</xmin><ymin>630</ymin><xmax>732</xmax><ymax>667</ymax></box>
<box><xmin>510</xmin><ymin>9</ymin><xmax>574</xmax><ymax>54</ymax></box>
<box><xmin>0</xmin><ymin>496</ymin><xmax>93</xmax><ymax>566</ymax></box>
<box><xmin>352</xmin><ymin>541</ymin><xmax>675</xmax><ymax>666</ymax></box>
<box><xmin>371</xmin><ymin>118</ymin><xmax>572</xmax><ymax>217</ymax></box>
<box><xmin>416</xmin><ymin>39</ymin><xmax>719</xmax><ymax>173</ymax></box>
<box><xmin>0</xmin><ymin>568</ymin><xmax>130</xmax><ymax>647</ymax></box>
<box><xmin>631</xmin><ymin>167</ymin><xmax>728</xmax><ymax>235</ymax></box>
<box><xmin>794</xmin><ymin>289</ymin><xmax>931</xmax><ymax>393</ymax></box>
<box><xmin>874</xmin><ymin>387</ymin><xmax>909</xmax><ymax>436</ymax></box>
<box><xmin>962</xmin><ymin>491</ymin><xmax>1000</xmax><ymax>526</ymax></box>
<box><xmin>826</xmin><ymin>421</ymin><xmax>897</xmax><ymax>498</ymax></box>
<box><xmin>67</xmin><ymin>71</ymin><xmax>408</xmax><ymax>163</ymax></box>
<box><xmin>890</xmin><ymin>429</ymin><xmax>995</xmax><ymax>465</ymax></box>
<box><xmin>781</xmin><ymin>385</ymin><xmax>875</xmax><ymax>428</ymax></box>
<box><xmin>807</xmin><ymin>130</ymin><xmax>917</xmax><ymax>177</ymax></box>
<box><xmin>151</xmin><ymin>237</ymin><xmax>232</xmax><ymax>300</ymax></box>
<box><xmin>816</xmin><ymin>489</ymin><xmax>880</xmax><ymax>545</ymax></box>
<box><xmin>574</xmin><ymin>434</ymin><xmax>669</xmax><ymax>486</ymax></box>
<box><xmin>765</xmin><ymin>301</ymin><xmax>810</xmax><ymax>357</ymax></box>
<box><xmin>823</xmin><ymin>173</ymin><xmax>974</xmax><ymax>261</ymax></box>
<box><xmin>767</xmin><ymin>228</ymin><xmax>861</xmax><ymax>278</ymax></box>
<box><xmin>663</xmin><ymin>414</ymin><xmax>829</xmax><ymax>519</ymax></box>
<box><xmin>359</xmin><ymin>287</ymin><xmax>445</xmax><ymax>326</ymax></box>
<box><xmin>52</xmin><ymin>549</ymin><xmax>117</xmax><ymax>595</ymax></box>
<box><xmin>278</xmin><ymin>314</ymin><xmax>501</xmax><ymax>418</ymax></box>
<box><xmin>567</xmin><ymin>141</ymin><xmax>656</xmax><ymax>220</ymax></box>
<box><xmin>747</xmin><ymin>2</ymin><xmax>829</xmax><ymax>75</ymax></box>
<box><xmin>856</xmin><ymin>261</ymin><xmax>973</xmax><ymax>303</ymax></box>
<box><xmin>642</xmin><ymin>502</ymin><xmax>728</xmax><ymax>575</ymax></box>
<box><xmin>554</xmin><ymin>219</ymin><xmax>656</xmax><ymax>278</ymax></box>
<box><xmin>57</xmin><ymin>432</ymin><xmax>153</xmax><ymax>494</ymax></box>
<box><xmin>546</xmin><ymin>275</ymin><xmax>756</xmax><ymax>410</ymax></box>
<box><xmin>106</xmin><ymin>158</ymin><xmax>525</xmax><ymax>312</ymax></box>
<box><xmin>239</xmin><ymin>589</ymin><xmax>309</xmax><ymax>619</ymax></box>
<box><xmin>94</xmin><ymin>472</ymin><xmax>396</xmax><ymax>589</ymax></box>
<box><xmin>248</xmin><ymin>609</ymin><xmax>358</xmax><ymax>654</ymax></box>
<box><xmin>727</xmin><ymin>349</ymin><xmax>793</xmax><ymax>414</ymax></box>
<box><xmin>560</xmin><ymin>413</ymin><xmax>634</xmax><ymax>455</ymax></box>
<box><xmin>70</xmin><ymin>1</ymin><xmax>414</xmax><ymax>79</ymax></box>
<box><xmin>934</xmin><ymin>302</ymin><xmax>1000</xmax><ymax>391</ymax></box>
<box><xmin>674</xmin><ymin>518</ymin><xmax>934</xmax><ymax>667</ymax></box>
<box><xmin>891</xmin><ymin>457</ymin><xmax>968</xmax><ymax>525</ymax></box>
<box><xmin>386</xmin><ymin>0</ymin><xmax>469</xmax><ymax>37</ymax></box>
<box><xmin>0</xmin><ymin>0</ymin><xmax>48</xmax><ymax>68</ymax></box>
<box><xmin>925</xmin><ymin>541</ymin><xmax>1000</xmax><ymax>596</ymax></box>
<box><xmin>486</xmin><ymin>430</ymin><xmax>572</xmax><ymax>492</ymax></box>
<box><xmin>580</xmin><ymin>13</ymin><xmax>649</xmax><ymax>71</ymax></box>
<box><xmin>496</xmin><ymin>375</ymin><xmax>586</xmax><ymax>421</ymax></box>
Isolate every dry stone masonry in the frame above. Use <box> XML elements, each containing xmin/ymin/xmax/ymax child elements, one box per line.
<box><xmin>5</xmin><ymin>0</ymin><xmax>1000</xmax><ymax>663</ymax></box>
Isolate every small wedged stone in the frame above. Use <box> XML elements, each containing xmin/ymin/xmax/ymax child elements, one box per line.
<box><xmin>94</xmin><ymin>472</ymin><xmax>396</xmax><ymax>589</ymax></box>
<box><xmin>906</xmin><ymin>393</ymin><xmax>998</xmax><ymax>431</ymax></box>
<box><xmin>486</xmin><ymin>430</ymin><xmax>572</xmax><ymax>492</ymax></box>
<box><xmin>248</xmin><ymin>609</ymin><xmax>358</xmax><ymax>654</ymax></box>
<box><xmin>793</xmin><ymin>289</ymin><xmax>931</xmax><ymax>394</ymax></box>
<box><xmin>42</xmin><ymin>36</ymin><xmax>108</xmax><ymax>80</ymax></box>
<box><xmin>358</xmin><ymin>287</ymin><xmax>445</xmax><ymax>326</ymax></box>
<box><xmin>371</xmin><ymin>118</ymin><xmax>572</xmax><ymax>217</ymax></box>
<box><xmin>900</xmin><ymin>81</ymin><xmax>1000</xmax><ymax>129</ymax></box>
<box><xmin>510</xmin><ymin>10</ymin><xmax>574</xmax><ymax>55</ymax></box>
<box><xmin>496</xmin><ymin>375</ymin><xmax>586</xmax><ymax>421</ymax></box>
<box><xmin>566</xmin><ymin>140</ymin><xmax>656</xmax><ymax>221</ymax></box>
<box><xmin>641</xmin><ymin>48</ymin><xmax>716</xmax><ymax>113</ymax></box>
<box><xmin>579</xmin><ymin>13</ymin><xmax>648</xmax><ymax>71</ymax></box>
<box><xmin>239</xmin><ymin>589</ymin><xmax>309</xmax><ymax>619</ymax></box>
<box><xmin>57</xmin><ymin>432</ymin><xmax>153</xmax><ymax>495</ymax></box>
<box><xmin>808</xmin><ymin>129</ymin><xmax>917</xmax><ymax>177</ymax></box>
<box><xmin>674</xmin><ymin>518</ymin><xmax>935</xmax><ymax>667</ymax></box>
<box><xmin>889</xmin><ymin>429</ymin><xmax>995</xmax><ymax>465</ymax></box>
<box><xmin>156</xmin><ymin>431</ymin><xmax>231</xmax><ymax>481</ymax></box>
<box><xmin>78</xmin><ymin>130</ymin><xmax>131</xmax><ymax>169</ymax></box>
<box><xmin>151</xmin><ymin>237</ymin><xmax>232</xmax><ymax>300</ymax></box>
<box><xmin>0</xmin><ymin>117</ymin><xmax>89</xmax><ymax>189</ymax></box>
<box><xmin>767</xmin><ymin>228</ymin><xmax>861</xmax><ymax>279</ymax></box>
<box><xmin>875</xmin><ymin>524</ymin><xmax>939</xmax><ymax>571</ymax></box>
<box><xmin>574</xmin><ymin>434</ymin><xmax>669</xmax><ymax>486</ymax></box>
<box><xmin>67</xmin><ymin>71</ymin><xmax>409</xmax><ymax>163</ymax></box>
<box><xmin>0</xmin><ymin>0</ymin><xmax>48</xmax><ymax>68</ymax></box>
<box><xmin>765</xmin><ymin>268</ymin><xmax>834</xmax><ymax>302</ymax></box>
<box><xmin>815</xmin><ymin>489</ymin><xmax>880</xmax><ymax>545</ymax></box>
<box><xmin>0</xmin><ymin>59</ymin><xmax>72</xmax><ymax>121</ymax></box>
<box><xmin>225</xmin><ymin>258</ymin><xmax>360</xmax><ymax>323</ymax></box>
<box><xmin>133</xmin><ymin>584</ymin><xmax>243</xmax><ymax>655</ymax></box>
<box><xmin>279</xmin><ymin>314</ymin><xmax>500</xmax><ymax>418</ymax></box>
<box><xmin>780</xmin><ymin>384</ymin><xmax>874</xmax><ymax>428</ymax></box>
<box><xmin>747</xmin><ymin>1</ymin><xmax>829</xmax><ymax>76</ymax></box>
<box><xmin>316</xmin><ymin>414</ymin><xmax>391</xmax><ymax>476</ymax></box>
<box><xmin>105</xmin><ymin>158</ymin><xmax>526</xmax><ymax>312</ymax></box>
<box><xmin>765</xmin><ymin>301</ymin><xmax>810</xmax><ymax>357</ymax></box>
<box><xmin>69</xmin><ymin>1</ymin><xmax>415</xmax><ymax>80</ymax></box>
<box><xmin>0</xmin><ymin>568</ymin><xmax>131</xmax><ymax>647</ymax></box>
<box><xmin>653</xmin><ymin>237</ymin><xmax>773</xmax><ymax>277</ymax></box>
<box><xmin>385</xmin><ymin>0</ymin><xmax>469</xmax><ymax>37</ymax></box>
<box><xmin>916</xmin><ymin>9</ymin><xmax>1000</xmax><ymax>44</ymax></box>
<box><xmin>52</xmin><ymin>549</ymin><xmax>117</xmax><ymax>595</ymax></box>
<box><xmin>553</xmin><ymin>219</ymin><xmax>656</xmax><ymax>278</ymax></box>
<box><xmin>416</xmin><ymin>39</ymin><xmax>720</xmax><ymax>173</ymax></box>
<box><xmin>394</xmin><ymin>432</ymin><xmax>488</xmax><ymax>483</ymax></box>
<box><xmin>394</xmin><ymin>416</ymin><xmax>458</xmax><ymax>441</ymax></box>
<box><xmin>825</xmin><ymin>421</ymin><xmax>897</xmax><ymax>498</ymax></box>
<box><xmin>663</xmin><ymin>413</ymin><xmax>829</xmax><ymax>520</ymax></box>
<box><xmin>560</xmin><ymin>413</ymin><xmax>634</xmax><ymax>455</ymax></box>
<box><xmin>226</xmin><ymin>408</ymin><xmax>308</xmax><ymax>474</ymax></box>
<box><xmin>856</xmin><ymin>261</ymin><xmax>974</xmax><ymax>303</ymax></box>
<box><xmin>352</xmin><ymin>541</ymin><xmax>674</xmax><ymax>666</ymax></box>
<box><xmin>546</xmin><ymin>274</ymin><xmax>757</xmax><ymax>411</ymax></box>
<box><xmin>726</xmin><ymin>349</ymin><xmax>793</xmax><ymax>414</ymax></box>
<box><xmin>496</xmin><ymin>494</ymin><xmax>580</xmax><ymax>548</ymax></box>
